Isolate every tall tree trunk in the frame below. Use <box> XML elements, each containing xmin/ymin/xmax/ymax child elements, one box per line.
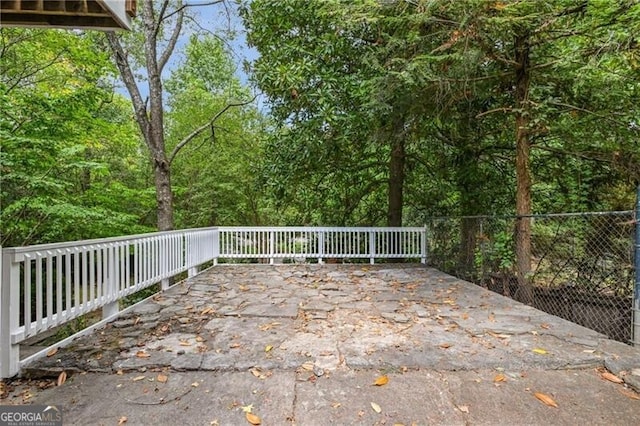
<box><xmin>514</xmin><ymin>34</ymin><xmax>533</xmax><ymax>304</ymax></box>
<box><xmin>106</xmin><ymin>0</ymin><xmax>183</xmax><ymax>232</ymax></box>
<box><xmin>388</xmin><ymin>115</ymin><xmax>405</xmax><ymax>227</ymax></box>
<box><xmin>153</xmin><ymin>156</ymin><xmax>174</xmax><ymax>231</ymax></box>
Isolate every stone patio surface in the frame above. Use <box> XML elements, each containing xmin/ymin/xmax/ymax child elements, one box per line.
<box><xmin>3</xmin><ymin>264</ymin><xmax>640</xmax><ymax>425</ymax></box>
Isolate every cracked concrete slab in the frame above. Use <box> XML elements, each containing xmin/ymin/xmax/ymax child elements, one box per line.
<box><xmin>8</xmin><ymin>264</ymin><xmax>640</xmax><ymax>425</ymax></box>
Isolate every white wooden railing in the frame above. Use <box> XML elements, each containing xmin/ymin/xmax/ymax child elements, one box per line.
<box><xmin>1</xmin><ymin>226</ymin><xmax>427</xmax><ymax>377</ymax></box>
<box><xmin>216</xmin><ymin>226</ymin><xmax>427</xmax><ymax>264</ymax></box>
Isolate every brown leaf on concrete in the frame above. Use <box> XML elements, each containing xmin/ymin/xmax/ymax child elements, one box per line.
<box><xmin>118</xmin><ymin>416</ymin><xmax>128</xmax><ymax>425</ymax></box>
<box><xmin>601</xmin><ymin>372</ymin><xmax>624</xmax><ymax>384</ymax></box>
<box><xmin>457</xmin><ymin>405</ymin><xmax>470</xmax><ymax>413</ymax></box>
<box><xmin>619</xmin><ymin>388</ymin><xmax>640</xmax><ymax>400</ymax></box>
<box><xmin>493</xmin><ymin>374</ymin><xmax>507</xmax><ymax>383</ymax></box>
<box><xmin>439</xmin><ymin>343</ymin><xmax>452</xmax><ymax>349</ymax></box>
<box><xmin>157</xmin><ymin>374</ymin><xmax>168</xmax><ymax>383</ymax></box>
<box><xmin>46</xmin><ymin>347</ymin><xmax>58</xmax><ymax>357</ymax></box>
<box><xmin>373</xmin><ymin>375</ymin><xmax>389</xmax><ymax>386</ymax></box>
<box><xmin>57</xmin><ymin>371</ymin><xmax>67</xmax><ymax>386</ymax></box>
<box><xmin>245</xmin><ymin>412</ymin><xmax>261</xmax><ymax>425</ymax></box>
<box><xmin>370</xmin><ymin>402</ymin><xmax>382</xmax><ymax>413</ymax></box>
<box><xmin>136</xmin><ymin>350</ymin><xmax>150</xmax><ymax>358</ymax></box>
<box><xmin>534</xmin><ymin>392</ymin><xmax>558</xmax><ymax>408</ymax></box>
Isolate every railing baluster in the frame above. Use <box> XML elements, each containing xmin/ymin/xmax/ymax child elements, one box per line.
<box><xmin>24</xmin><ymin>255</ymin><xmax>32</xmax><ymax>336</ymax></box>
<box><xmin>35</xmin><ymin>253</ymin><xmax>43</xmax><ymax>332</ymax></box>
<box><xmin>46</xmin><ymin>252</ymin><xmax>53</xmax><ymax>327</ymax></box>
<box><xmin>56</xmin><ymin>250</ymin><xmax>63</xmax><ymax>326</ymax></box>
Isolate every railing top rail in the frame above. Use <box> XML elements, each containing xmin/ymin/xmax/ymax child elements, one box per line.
<box><xmin>2</xmin><ymin>226</ymin><xmax>219</xmax><ymax>254</ymax></box>
<box><xmin>218</xmin><ymin>226</ymin><xmax>426</xmax><ymax>231</ymax></box>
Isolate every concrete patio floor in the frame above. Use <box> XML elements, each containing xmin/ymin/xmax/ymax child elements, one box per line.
<box><xmin>3</xmin><ymin>264</ymin><xmax>640</xmax><ymax>425</ymax></box>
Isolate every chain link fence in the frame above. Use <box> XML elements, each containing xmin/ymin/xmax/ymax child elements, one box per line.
<box><xmin>425</xmin><ymin>211</ymin><xmax>636</xmax><ymax>344</ymax></box>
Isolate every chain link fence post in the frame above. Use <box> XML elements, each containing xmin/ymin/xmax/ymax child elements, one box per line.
<box><xmin>633</xmin><ymin>185</ymin><xmax>640</xmax><ymax>346</ymax></box>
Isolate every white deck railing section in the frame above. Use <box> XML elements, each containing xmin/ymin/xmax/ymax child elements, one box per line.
<box><xmin>216</xmin><ymin>227</ymin><xmax>426</xmax><ymax>264</ymax></box>
<box><xmin>1</xmin><ymin>226</ymin><xmax>426</xmax><ymax>377</ymax></box>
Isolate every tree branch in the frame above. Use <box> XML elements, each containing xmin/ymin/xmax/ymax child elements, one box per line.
<box><xmin>105</xmin><ymin>32</ymin><xmax>150</xmax><ymax>141</ymax></box>
<box><xmin>158</xmin><ymin>2</ymin><xmax>184</xmax><ymax>73</ymax></box>
<box><xmin>547</xmin><ymin>101</ymin><xmax>631</xmax><ymax>127</ymax></box>
<box><xmin>475</xmin><ymin>107</ymin><xmax>514</xmax><ymax>119</ymax></box>
<box><xmin>161</xmin><ymin>0</ymin><xmax>224</xmax><ymax>22</ymax></box>
<box><xmin>154</xmin><ymin>0</ymin><xmax>170</xmax><ymax>38</ymax></box>
<box><xmin>169</xmin><ymin>96</ymin><xmax>257</xmax><ymax>164</ymax></box>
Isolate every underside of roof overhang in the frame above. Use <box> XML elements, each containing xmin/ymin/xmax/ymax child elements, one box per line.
<box><xmin>0</xmin><ymin>0</ymin><xmax>135</xmax><ymax>31</ymax></box>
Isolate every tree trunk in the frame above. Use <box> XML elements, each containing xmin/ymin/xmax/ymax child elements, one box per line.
<box><xmin>514</xmin><ymin>34</ymin><xmax>533</xmax><ymax>304</ymax></box>
<box><xmin>153</xmin><ymin>157</ymin><xmax>174</xmax><ymax>231</ymax></box>
<box><xmin>388</xmin><ymin>115</ymin><xmax>405</xmax><ymax>227</ymax></box>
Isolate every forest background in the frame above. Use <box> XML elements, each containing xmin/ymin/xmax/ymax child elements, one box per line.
<box><xmin>2</xmin><ymin>0</ymin><xmax>639</xmax><ymax>249</ymax></box>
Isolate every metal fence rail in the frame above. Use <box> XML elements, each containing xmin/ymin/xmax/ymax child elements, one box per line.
<box><xmin>425</xmin><ymin>211</ymin><xmax>636</xmax><ymax>345</ymax></box>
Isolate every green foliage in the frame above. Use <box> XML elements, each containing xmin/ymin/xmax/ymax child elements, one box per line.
<box><xmin>0</xmin><ymin>28</ymin><xmax>154</xmax><ymax>246</ymax></box>
<box><xmin>165</xmin><ymin>35</ymin><xmax>270</xmax><ymax>227</ymax></box>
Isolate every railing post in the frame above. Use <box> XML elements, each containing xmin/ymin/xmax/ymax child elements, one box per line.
<box><xmin>159</xmin><ymin>235</ymin><xmax>169</xmax><ymax>290</ymax></box>
<box><xmin>318</xmin><ymin>229</ymin><xmax>325</xmax><ymax>264</ymax></box>
<box><xmin>187</xmin><ymin>233</ymin><xmax>198</xmax><ymax>277</ymax></box>
<box><xmin>269</xmin><ymin>230</ymin><xmax>275</xmax><ymax>265</ymax></box>
<box><xmin>369</xmin><ymin>230</ymin><xmax>376</xmax><ymax>265</ymax></box>
<box><xmin>1</xmin><ymin>249</ymin><xmax>21</xmax><ymax>378</ymax></box>
<box><xmin>421</xmin><ymin>225</ymin><xmax>428</xmax><ymax>264</ymax></box>
<box><xmin>213</xmin><ymin>228</ymin><xmax>220</xmax><ymax>266</ymax></box>
<box><xmin>102</xmin><ymin>244</ymin><xmax>119</xmax><ymax>319</ymax></box>
<box><xmin>633</xmin><ymin>185</ymin><xmax>640</xmax><ymax>346</ymax></box>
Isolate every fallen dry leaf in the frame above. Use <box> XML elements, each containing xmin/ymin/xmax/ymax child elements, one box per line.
<box><xmin>135</xmin><ymin>350</ymin><xmax>150</xmax><ymax>358</ymax></box>
<box><xmin>191</xmin><ymin>382</ymin><xmax>200</xmax><ymax>387</ymax></box>
<box><xmin>540</xmin><ymin>323</ymin><xmax>551</xmax><ymax>329</ymax></box>
<box><xmin>245</xmin><ymin>412</ymin><xmax>261</xmax><ymax>425</ymax></box>
<box><xmin>373</xmin><ymin>375</ymin><xmax>389</xmax><ymax>386</ymax></box>
<box><xmin>46</xmin><ymin>347</ymin><xmax>58</xmax><ymax>357</ymax></box>
<box><xmin>265</xmin><ymin>345</ymin><xmax>273</xmax><ymax>352</ymax></box>
<box><xmin>457</xmin><ymin>405</ymin><xmax>470</xmax><ymax>413</ymax></box>
<box><xmin>132</xmin><ymin>376</ymin><xmax>146</xmax><ymax>382</ymax></box>
<box><xmin>331</xmin><ymin>402</ymin><xmax>341</xmax><ymax>408</ymax></box>
<box><xmin>601</xmin><ymin>372</ymin><xmax>624</xmax><ymax>384</ymax></box>
<box><xmin>619</xmin><ymin>388</ymin><xmax>640</xmax><ymax>400</ymax></box>
<box><xmin>371</xmin><ymin>402</ymin><xmax>382</xmax><ymax>413</ymax></box>
<box><xmin>57</xmin><ymin>371</ymin><xmax>67</xmax><ymax>386</ymax></box>
<box><xmin>439</xmin><ymin>343</ymin><xmax>452</xmax><ymax>349</ymax></box>
<box><xmin>493</xmin><ymin>374</ymin><xmax>507</xmax><ymax>383</ymax></box>
<box><xmin>241</xmin><ymin>404</ymin><xmax>253</xmax><ymax>413</ymax></box>
<box><xmin>301</xmin><ymin>362</ymin><xmax>315</xmax><ymax>371</ymax></box>
<box><xmin>534</xmin><ymin>392</ymin><xmax>558</xmax><ymax>408</ymax></box>
<box><xmin>179</xmin><ymin>341</ymin><xmax>192</xmax><ymax>347</ymax></box>
<box><xmin>118</xmin><ymin>416</ymin><xmax>128</xmax><ymax>425</ymax></box>
<box><xmin>157</xmin><ymin>374</ymin><xmax>168</xmax><ymax>383</ymax></box>
<box><xmin>196</xmin><ymin>336</ymin><xmax>205</xmax><ymax>342</ymax></box>
<box><xmin>230</xmin><ymin>342</ymin><xmax>241</xmax><ymax>349</ymax></box>
<box><xmin>201</xmin><ymin>307</ymin><xmax>214</xmax><ymax>315</ymax></box>
<box><xmin>532</xmin><ymin>348</ymin><xmax>548</xmax><ymax>355</ymax></box>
